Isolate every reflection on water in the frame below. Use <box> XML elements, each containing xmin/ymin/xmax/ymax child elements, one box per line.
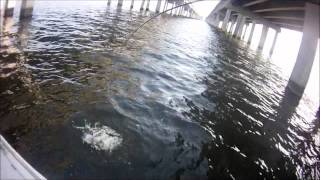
<box><xmin>0</xmin><ymin>1</ymin><xmax>319</xmax><ymax>179</ymax></box>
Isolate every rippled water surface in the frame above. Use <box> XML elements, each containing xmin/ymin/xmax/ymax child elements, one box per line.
<box><xmin>0</xmin><ymin>2</ymin><xmax>319</xmax><ymax>179</ymax></box>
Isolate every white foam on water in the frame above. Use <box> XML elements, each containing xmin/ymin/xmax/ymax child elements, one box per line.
<box><xmin>74</xmin><ymin>121</ymin><xmax>123</xmax><ymax>152</ymax></box>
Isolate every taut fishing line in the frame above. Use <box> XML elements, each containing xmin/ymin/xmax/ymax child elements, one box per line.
<box><xmin>125</xmin><ymin>0</ymin><xmax>204</xmax><ymax>42</ymax></box>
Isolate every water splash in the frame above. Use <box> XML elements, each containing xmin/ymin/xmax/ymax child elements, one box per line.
<box><xmin>74</xmin><ymin>120</ymin><xmax>123</xmax><ymax>153</ymax></box>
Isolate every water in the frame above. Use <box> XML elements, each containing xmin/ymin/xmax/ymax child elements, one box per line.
<box><xmin>0</xmin><ymin>2</ymin><xmax>319</xmax><ymax>179</ymax></box>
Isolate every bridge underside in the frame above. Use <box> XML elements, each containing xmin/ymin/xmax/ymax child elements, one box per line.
<box><xmin>233</xmin><ymin>0</ymin><xmax>320</xmax><ymax>32</ymax></box>
<box><xmin>206</xmin><ymin>0</ymin><xmax>320</xmax><ymax>96</ymax></box>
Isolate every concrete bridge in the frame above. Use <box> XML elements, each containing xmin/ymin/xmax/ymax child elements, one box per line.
<box><xmin>162</xmin><ymin>0</ymin><xmax>198</xmax><ymax>17</ymax></box>
<box><xmin>0</xmin><ymin>0</ymin><xmax>199</xmax><ymax>25</ymax></box>
<box><xmin>206</xmin><ymin>0</ymin><xmax>320</xmax><ymax>96</ymax></box>
<box><xmin>0</xmin><ymin>0</ymin><xmax>34</xmax><ymax>19</ymax></box>
<box><xmin>0</xmin><ymin>0</ymin><xmax>201</xmax><ymax>26</ymax></box>
<box><xmin>106</xmin><ymin>0</ymin><xmax>198</xmax><ymax>17</ymax></box>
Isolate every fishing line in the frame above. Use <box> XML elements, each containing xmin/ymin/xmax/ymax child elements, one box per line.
<box><xmin>126</xmin><ymin>0</ymin><xmax>204</xmax><ymax>40</ymax></box>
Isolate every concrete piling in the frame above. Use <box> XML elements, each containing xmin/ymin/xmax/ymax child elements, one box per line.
<box><xmin>222</xmin><ymin>9</ymin><xmax>231</xmax><ymax>31</ymax></box>
<box><xmin>140</xmin><ymin>0</ymin><xmax>146</xmax><ymax>11</ymax></box>
<box><xmin>20</xmin><ymin>0</ymin><xmax>34</xmax><ymax>19</ymax></box>
<box><xmin>145</xmin><ymin>0</ymin><xmax>150</xmax><ymax>11</ymax></box>
<box><xmin>156</xmin><ymin>0</ymin><xmax>162</xmax><ymax>13</ymax></box>
<box><xmin>269</xmin><ymin>31</ymin><xmax>279</xmax><ymax>56</ymax></box>
<box><xmin>247</xmin><ymin>22</ymin><xmax>255</xmax><ymax>44</ymax></box>
<box><xmin>289</xmin><ymin>3</ymin><xmax>320</xmax><ymax>95</ymax></box>
<box><xmin>257</xmin><ymin>25</ymin><xmax>268</xmax><ymax>50</ymax></box>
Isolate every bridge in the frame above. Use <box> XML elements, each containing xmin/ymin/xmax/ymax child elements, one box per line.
<box><xmin>0</xmin><ymin>0</ymin><xmax>199</xmax><ymax>30</ymax></box>
<box><xmin>0</xmin><ymin>0</ymin><xmax>199</xmax><ymax>18</ymax></box>
<box><xmin>206</xmin><ymin>0</ymin><xmax>320</xmax><ymax>96</ymax></box>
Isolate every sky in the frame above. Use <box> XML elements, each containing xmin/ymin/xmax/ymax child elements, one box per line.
<box><xmin>191</xmin><ymin>0</ymin><xmax>219</xmax><ymax>18</ymax></box>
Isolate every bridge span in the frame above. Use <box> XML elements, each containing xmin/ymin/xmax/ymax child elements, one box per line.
<box><xmin>0</xmin><ymin>0</ymin><xmax>199</xmax><ymax>21</ymax></box>
<box><xmin>206</xmin><ymin>0</ymin><xmax>320</xmax><ymax>96</ymax></box>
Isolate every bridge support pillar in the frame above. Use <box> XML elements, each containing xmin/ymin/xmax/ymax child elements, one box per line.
<box><xmin>247</xmin><ymin>22</ymin><xmax>255</xmax><ymax>44</ymax></box>
<box><xmin>229</xmin><ymin>18</ymin><xmax>236</xmax><ymax>34</ymax></box>
<box><xmin>163</xmin><ymin>1</ymin><xmax>168</xmax><ymax>12</ymax></box>
<box><xmin>146</xmin><ymin>0</ymin><xmax>150</xmax><ymax>11</ymax></box>
<box><xmin>156</xmin><ymin>0</ymin><xmax>162</xmax><ymax>13</ymax></box>
<box><xmin>241</xmin><ymin>23</ymin><xmax>248</xmax><ymax>40</ymax></box>
<box><xmin>214</xmin><ymin>14</ymin><xmax>220</xmax><ymax>27</ymax></box>
<box><xmin>107</xmin><ymin>0</ymin><xmax>111</xmax><ymax>6</ymax></box>
<box><xmin>269</xmin><ymin>30</ymin><xmax>279</xmax><ymax>56</ymax></box>
<box><xmin>222</xmin><ymin>9</ymin><xmax>231</xmax><ymax>31</ymax></box>
<box><xmin>117</xmin><ymin>0</ymin><xmax>124</xmax><ymax>7</ymax></box>
<box><xmin>233</xmin><ymin>15</ymin><xmax>242</xmax><ymax>37</ymax></box>
<box><xmin>289</xmin><ymin>3</ymin><xmax>319</xmax><ymax>95</ymax></box>
<box><xmin>257</xmin><ymin>25</ymin><xmax>268</xmax><ymax>50</ymax></box>
<box><xmin>3</xmin><ymin>0</ymin><xmax>14</xmax><ymax>17</ymax></box>
<box><xmin>237</xmin><ymin>17</ymin><xmax>246</xmax><ymax>39</ymax></box>
<box><xmin>130</xmin><ymin>0</ymin><xmax>134</xmax><ymax>9</ymax></box>
<box><xmin>174</xmin><ymin>4</ymin><xmax>178</xmax><ymax>16</ymax></box>
<box><xmin>20</xmin><ymin>0</ymin><xmax>34</xmax><ymax>19</ymax></box>
<box><xmin>179</xmin><ymin>7</ymin><xmax>183</xmax><ymax>16</ymax></box>
<box><xmin>140</xmin><ymin>0</ymin><xmax>146</xmax><ymax>10</ymax></box>
<box><xmin>233</xmin><ymin>15</ymin><xmax>245</xmax><ymax>38</ymax></box>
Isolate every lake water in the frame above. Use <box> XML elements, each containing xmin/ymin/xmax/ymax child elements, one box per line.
<box><xmin>0</xmin><ymin>1</ymin><xmax>319</xmax><ymax>179</ymax></box>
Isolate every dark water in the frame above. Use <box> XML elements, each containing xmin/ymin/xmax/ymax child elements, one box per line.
<box><xmin>0</xmin><ymin>2</ymin><xmax>319</xmax><ymax>179</ymax></box>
